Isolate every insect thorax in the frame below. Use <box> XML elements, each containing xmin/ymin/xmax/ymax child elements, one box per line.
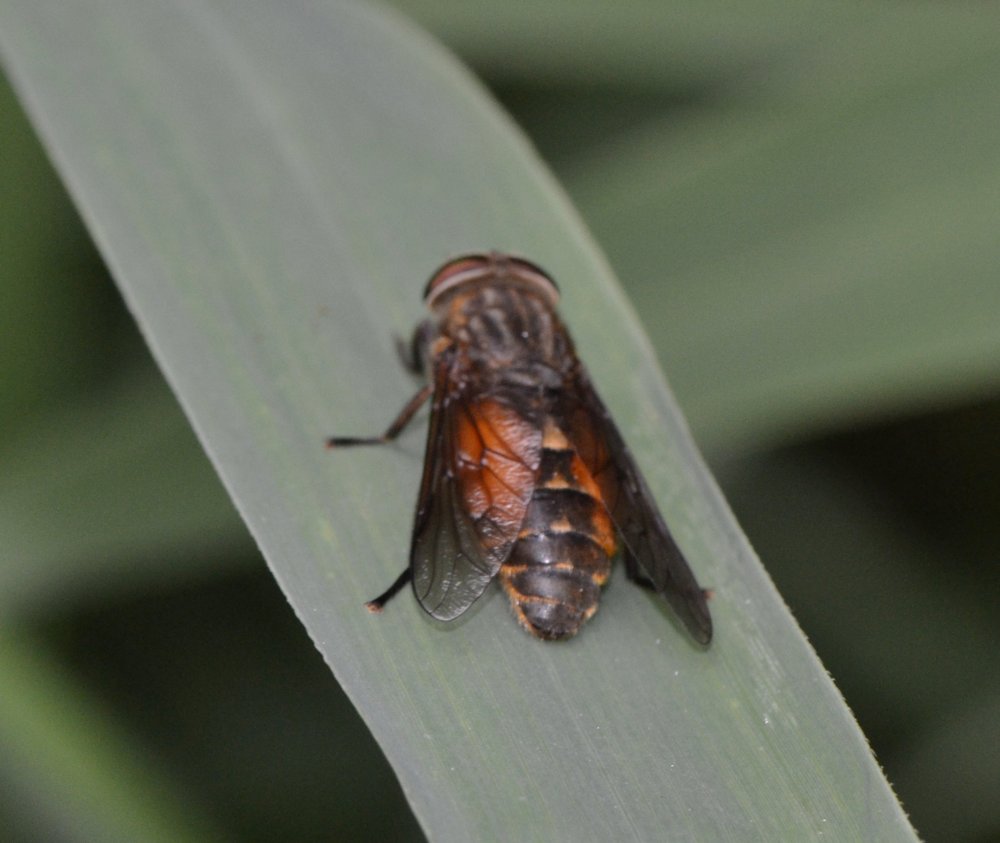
<box><xmin>438</xmin><ymin>284</ymin><xmax>573</xmax><ymax>374</ymax></box>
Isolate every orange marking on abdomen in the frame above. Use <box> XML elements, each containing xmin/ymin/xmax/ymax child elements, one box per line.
<box><xmin>542</xmin><ymin>418</ymin><xmax>571</xmax><ymax>450</ymax></box>
<box><xmin>588</xmin><ymin>506</ymin><xmax>617</xmax><ymax>557</ymax></box>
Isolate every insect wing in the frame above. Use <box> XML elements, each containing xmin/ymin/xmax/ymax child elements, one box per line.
<box><xmin>410</xmin><ymin>363</ymin><xmax>541</xmax><ymax>621</ymax></box>
<box><xmin>566</xmin><ymin>371</ymin><xmax>712</xmax><ymax>644</ymax></box>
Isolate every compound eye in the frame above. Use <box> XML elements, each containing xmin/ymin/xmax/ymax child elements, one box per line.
<box><xmin>422</xmin><ymin>252</ymin><xmax>560</xmax><ymax>309</ymax></box>
<box><xmin>423</xmin><ymin>254</ymin><xmax>492</xmax><ymax>304</ymax></box>
<box><xmin>507</xmin><ymin>256</ymin><xmax>559</xmax><ymax>299</ymax></box>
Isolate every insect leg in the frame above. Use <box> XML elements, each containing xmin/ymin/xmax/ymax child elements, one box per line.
<box><xmin>365</xmin><ymin>567</ymin><xmax>412</xmax><ymax>612</ymax></box>
<box><xmin>394</xmin><ymin>320</ymin><xmax>434</xmax><ymax>376</ymax></box>
<box><xmin>325</xmin><ymin>384</ymin><xmax>432</xmax><ymax>448</ymax></box>
<box><xmin>394</xmin><ymin>335</ymin><xmax>420</xmax><ymax>374</ymax></box>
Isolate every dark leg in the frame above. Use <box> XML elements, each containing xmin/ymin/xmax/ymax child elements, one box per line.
<box><xmin>325</xmin><ymin>384</ymin><xmax>432</xmax><ymax>448</ymax></box>
<box><xmin>394</xmin><ymin>320</ymin><xmax>434</xmax><ymax>376</ymax></box>
<box><xmin>394</xmin><ymin>335</ymin><xmax>419</xmax><ymax>374</ymax></box>
<box><xmin>365</xmin><ymin>567</ymin><xmax>412</xmax><ymax>612</ymax></box>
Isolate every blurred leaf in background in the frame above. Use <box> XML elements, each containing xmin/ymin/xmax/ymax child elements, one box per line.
<box><xmin>1</xmin><ymin>1</ymin><xmax>998</xmax><ymax>842</ymax></box>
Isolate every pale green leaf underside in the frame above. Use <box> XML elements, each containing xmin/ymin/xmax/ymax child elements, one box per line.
<box><xmin>0</xmin><ymin>2</ymin><xmax>915</xmax><ymax>840</ymax></box>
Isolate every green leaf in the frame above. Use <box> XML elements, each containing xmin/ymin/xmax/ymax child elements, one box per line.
<box><xmin>0</xmin><ymin>73</ymin><xmax>112</xmax><ymax>438</ymax></box>
<box><xmin>0</xmin><ymin>1</ymin><xmax>916</xmax><ymax>840</ymax></box>
<box><xmin>0</xmin><ymin>630</ymin><xmax>225</xmax><ymax>843</ymax></box>
<box><xmin>890</xmin><ymin>691</ymin><xmax>1000</xmax><ymax>843</ymax></box>
<box><xmin>557</xmin><ymin>9</ymin><xmax>1000</xmax><ymax>453</ymax></box>
<box><xmin>719</xmin><ymin>451</ymin><xmax>998</xmax><ymax>733</ymax></box>
<box><xmin>389</xmin><ymin>0</ymin><xmax>852</xmax><ymax>87</ymax></box>
<box><xmin>0</xmin><ymin>360</ymin><xmax>253</xmax><ymax>619</ymax></box>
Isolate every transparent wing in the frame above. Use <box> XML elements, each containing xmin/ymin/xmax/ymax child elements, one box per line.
<box><xmin>565</xmin><ymin>370</ymin><xmax>712</xmax><ymax>644</ymax></box>
<box><xmin>410</xmin><ymin>362</ymin><xmax>541</xmax><ymax>621</ymax></box>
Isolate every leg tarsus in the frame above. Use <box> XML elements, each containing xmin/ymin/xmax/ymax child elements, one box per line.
<box><xmin>326</xmin><ymin>384</ymin><xmax>432</xmax><ymax>448</ymax></box>
<box><xmin>365</xmin><ymin>568</ymin><xmax>412</xmax><ymax>612</ymax></box>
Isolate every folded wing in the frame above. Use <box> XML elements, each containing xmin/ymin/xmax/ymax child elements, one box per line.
<box><xmin>410</xmin><ymin>363</ymin><xmax>541</xmax><ymax>621</ymax></box>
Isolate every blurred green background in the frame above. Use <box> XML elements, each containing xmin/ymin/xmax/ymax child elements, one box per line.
<box><xmin>2</xmin><ymin>2</ymin><xmax>999</xmax><ymax>841</ymax></box>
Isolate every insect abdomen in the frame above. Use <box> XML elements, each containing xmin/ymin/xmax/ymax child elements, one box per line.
<box><xmin>498</xmin><ymin>421</ymin><xmax>615</xmax><ymax>640</ymax></box>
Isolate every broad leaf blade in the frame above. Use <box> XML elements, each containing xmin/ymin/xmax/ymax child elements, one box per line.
<box><xmin>0</xmin><ymin>1</ymin><xmax>916</xmax><ymax>840</ymax></box>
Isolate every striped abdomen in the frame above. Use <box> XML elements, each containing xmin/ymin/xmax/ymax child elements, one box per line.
<box><xmin>498</xmin><ymin>420</ymin><xmax>616</xmax><ymax>640</ymax></box>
